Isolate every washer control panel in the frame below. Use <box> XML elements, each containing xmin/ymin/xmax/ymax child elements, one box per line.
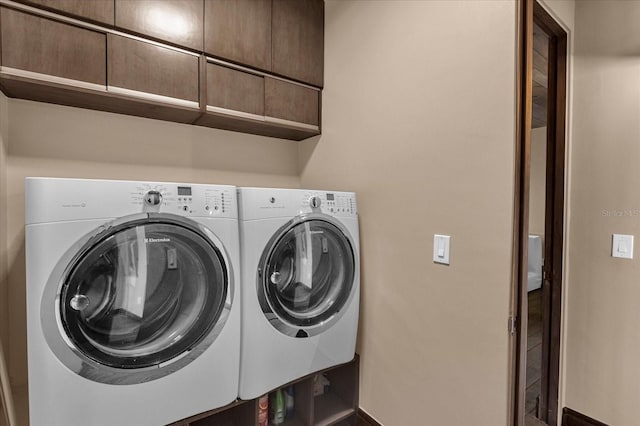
<box><xmin>129</xmin><ymin>183</ymin><xmax>236</xmax><ymax>217</ymax></box>
<box><xmin>24</xmin><ymin>178</ymin><xmax>238</xmax><ymax>224</ymax></box>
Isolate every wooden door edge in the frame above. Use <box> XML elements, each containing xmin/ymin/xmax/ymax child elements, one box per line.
<box><xmin>510</xmin><ymin>0</ymin><xmax>534</xmax><ymax>425</ymax></box>
<box><xmin>0</xmin><ymin>335</ymin><xmax>16</xmax><ymax>426</ymax></box>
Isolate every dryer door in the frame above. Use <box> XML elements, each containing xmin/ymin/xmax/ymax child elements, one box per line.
<box><xmin>42</xmin><ymin>213</ymin><xmax>232</xmax><ymax>384</ymax></box>
<box><xmin>258</xmin><ymin>214</ymin><xmax>356</xmax><ymax>337</ymax></box>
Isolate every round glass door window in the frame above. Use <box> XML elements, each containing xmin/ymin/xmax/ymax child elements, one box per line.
<box><xmin>59</xmin><ymin>217</ymin><xmax>228</xmax><ymax>370</ymax></box>
<box><xmin>259</xmin><ymin>218</ymin><xmax>355</xmax><ymax>336</ymax></box>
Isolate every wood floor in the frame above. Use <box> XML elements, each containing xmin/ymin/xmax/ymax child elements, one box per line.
<box><xmin>526</xmin><ymin>289</ymin><xmax>544</xmax><ymax>424</ymax></box>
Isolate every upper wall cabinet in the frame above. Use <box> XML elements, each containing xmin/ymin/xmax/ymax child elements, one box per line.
<box><xmin>272</xmin><ymin>0</ymin><xmax>324</xmax><ymax>87</ymax></box>
<box><xmin>203</xmin><ymin>0</ymin><xmax>271</xmax><ymax>71</ymax></box>
<box><xmin>107</xmin><ymin>34</ymin><xmax>199</xmax><ymax>104</ymax></box>
<box><xmin>115</xmin><ymin>0</ymin><xmax>203</xmax><ymax>51</ymax></box>
<box><xmin>205</xmin><ymin>63</ymin><xmax>264</xmax><ymax>117</ymax></box>
<box><xmin>15</xmin><ymin>0</ymin><xmax>115</xmax><ymax>25</ymax></box>
<box><xmin>0</xmin><ymin>7</ymin><xmax>106</xmax><ymax>85</ymax></box>
<box><xmin>0</xmin><ymin>1</ymin><xmax>323</xmax><ymax>140</ymax></box>
<box><xmin>265</xmin><ymin>77</ymin><xmax>319</xmax><ymax>127</ymax></box>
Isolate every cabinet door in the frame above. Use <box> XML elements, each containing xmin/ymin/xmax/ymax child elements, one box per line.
<box><xmin>107</xmin><ymin>34</ymin><xmax>199</xmax><ymax>103</ymax></box>
<box><xmin>265</xmin><ymin>77</ymin><xmax>318</xmax><ymax>126</ymax></box>
<box><xmin>17</xmin><ymin>0</ymin><xmax>115</xmax><ymax>25</ymax></box>
<box><xmin>115</xmin><ymin>0</ymin><xmax>203</xmax><ymax>51</ymax></box>
<box><xmin>206</xmin><ymin>63</ymin><xmax>264</xmax><ymax>116</ymax></box>
<box><xmin>0</xmin><ymin>7</ymin><xmax>106</xmax><ymax>85</ymax></box>
<box><xmin>204</xmin><ymin>0</ymin><xmax>271</xmax><ymax>71</ymax></box>
<box><xmin>272</xmin><ymin>0</ymin><xmax>323</xmax><ymax>87</ymax></box>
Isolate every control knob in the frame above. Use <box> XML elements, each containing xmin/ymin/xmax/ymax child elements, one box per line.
<box><xmin>144</xmin><ymin>190</ymin><xmax>163</xmax><ymax>206</ymax></box>
<box><xmin>309</xmin><ymin>196</ymin><xmax>321</xmax><ymax>209</ymax></box>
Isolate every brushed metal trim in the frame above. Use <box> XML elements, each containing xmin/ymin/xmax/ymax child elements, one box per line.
<box><xmin>0</xmin><ymin>0</ymin><xmax>200</xmax><ymax>57</ymax></box>
<box><xmin>0</xmin><ymin>66</ymin><xmax>107</xmax><ymax>92</ymax></box>
<box><xmin>205</xmin><ymin>57</ymin><xmax>321</xmax><ymax>92</ymax></box>
<box><xmin>108</xmin><ymin>86</ymin><xmax>200</xmax><ymax>109</ymax></box>
<box><xmin>265</xmin><ymin>116</ymin><xmax>320</xmax><ymax>132</ymax></box>
<box><xmin>40</xmin><ymin>213</ymin><xmax>236</xmax><ymax>385</ymax></box>
<box><xmin>256</xmin><ymin>213</ymin><xmax>358</xmax><ymax>338</ymax></box>
<box><xmin>206</xmin><ymin>105</ymin><xmax>266</xmax><ymax>122</ymax></box>
<box><xmin>206</xmin><ymin>106</ymin><xmax>320</xmax><ymax>132</ymax></box>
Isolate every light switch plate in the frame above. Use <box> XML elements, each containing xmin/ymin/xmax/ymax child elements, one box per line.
<box><xmin>612</xmin><ymin>234</ymin><xmax>634</xmax><ymax>259</ymax></box>
<box><xmin>433</xmin><ymin>234</ymin><xmax>450</xmax><ymax>265</ymax></box>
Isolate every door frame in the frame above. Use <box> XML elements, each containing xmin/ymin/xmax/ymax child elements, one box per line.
<box><xmin>511</xmin><ymin>0</ymin><xmax>567</xmax><ymax>425</ymax></box>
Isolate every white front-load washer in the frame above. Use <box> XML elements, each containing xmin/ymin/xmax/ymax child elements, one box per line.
<box><xmin>25</xmin><ymin>178</ymin><xmax>240</xmax><ymax>426</ymax></box>
<box><xmin>237</xmin><ymin>187</ymin><xmax>360</xmax><ymax>400</ymax></box>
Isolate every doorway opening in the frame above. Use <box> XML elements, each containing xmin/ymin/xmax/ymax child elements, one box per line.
<box><xmin>513</xmin><ymin>1</ymin><xmax>567</xmax><ymax>425</ymax></box>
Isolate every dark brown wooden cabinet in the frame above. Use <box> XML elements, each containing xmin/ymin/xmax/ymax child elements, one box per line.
<box><xmin>171</xmin><ymin>357</ymin><xmax>359</xmax><ymax>426</ymax></box>
<box><xmin>265</xmin><ymin>77</ymin><xmax>319</xmax><ymax>127</ymax></box>
<box><xmin>203</xmin><ymin>0</ymin><xmax>271</xmax><ymax>71</ymax></box>
<box><xmin>15</xmin><ymin>0</ymin><xmax>115</xmax><ymax>25</ymax></box>
<box><xmin>107</xmin><ymin>34</ymin><xmax>199</xmax><ymax>103</ymax></box>
<box><xmin>196</xmin><ymin>61</ymin><xmax>319</xmax><ymax>141</ymax></box>
<box><xmin>115</xmin><ymin>0</ymin><xmax>203</xmax><ymax>51</ymax></box>
<box><xmin>272</xmin><ymin>0</ymin><xmax>324</xmax><ymax>87</ymax></box>
<box><xmin>205</xmin><ymin>63</ymin><xmax>264</xmax><ymax>116</ymax></box>
<box><xmin>0</xmin><ymin>0</ymin><xmax>323</xmax><ymax>140</ymax></box>
<box><xmin>0</xmin><ymin>7</ymin><xmax>106</xmax><ymax>85</ymax></box>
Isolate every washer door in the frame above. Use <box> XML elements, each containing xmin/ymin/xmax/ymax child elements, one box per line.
<box><xmin>258</xmin><ymin>214</ymin><xmax>356</xmax><ymax>337</ymax></box>
<box><xmin>42</xmin><ymin>213</ymin><xmax>232</xmax><ymax>384</ymax></box>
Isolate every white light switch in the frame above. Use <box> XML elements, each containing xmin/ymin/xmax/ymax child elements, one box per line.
<box><xmin>612</xmin><ymin>234</ymin><xmax>634</xmax><ymax>259</ymax></box>
<box><xmin>433</xmin><ymin>234</ymin><xmax>450</xmax><ymax>265</ymax></box>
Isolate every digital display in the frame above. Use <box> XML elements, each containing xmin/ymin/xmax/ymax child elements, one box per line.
<box><xmin>178</xmin><ymin>186</ymin><xmax>192</xmax><ymax>196</ymax></box>
<box><xmin>326</xmin><ymin>193</ymin><xmax>335</xmax><ymax>201</ymax></box>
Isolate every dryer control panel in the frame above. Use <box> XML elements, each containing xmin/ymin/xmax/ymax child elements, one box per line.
<box><xmin>238</xmin><ymin>187</ymin><xmax>357</xmax><ymax>221</ymax></box>
<box><xmin>301</xmin><ymin>191</ymin><xmax>357</xmax><ymax>217</ymax></box>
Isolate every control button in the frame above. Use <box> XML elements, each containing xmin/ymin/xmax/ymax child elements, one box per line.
<box><xmin>205</xmin><ymin>205</ymin><xmax>210</xmax><ymax>211</ymax></box>
<box><xmin>214</xmin><ymin>206</ymin><xmax>219</xmax><ymax>210</ymax></box>
<box><xmin>183</xmin><ymin>205</ymin><xmax>188</xmax><ymax>211</ymax></box>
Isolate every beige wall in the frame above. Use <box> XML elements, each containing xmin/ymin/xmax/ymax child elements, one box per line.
<box><xmin>539</xmin><ymin>0</ymin><xmax>576</xmax><ymax>33</ymax></box>
<box><xmin>0</xmin><ymin>2</ymin><xmax>595</xmax><ymax>426</ymax></box>
<box><xmin>529</xmin><ymin>127</ymin><xmax>547</xmax><ymax>238</ymax></box>
<box><xmin>564</xmin><ymin>1</ymin><xmax>640</xmax><ymax>424</ymax></box>
<box><xmin>299</xmin><ymin>1</ymin><xmax>516</xmax><ymax>424</ymax></box>
<box><xmin>4</xmin><ymin>98</ymin><xmax>300</xmax><ymax>424</ymax></box>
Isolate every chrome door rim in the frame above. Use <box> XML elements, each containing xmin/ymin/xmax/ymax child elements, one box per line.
<box><xmin>257</xmin><ymin>213</ymin><xmax>358</xmax><ymax>338</ymax></box>
<box><xmin>40</xmin><ymin>213</ymin><xmax>234</xmax><ymax>385</ymax></box>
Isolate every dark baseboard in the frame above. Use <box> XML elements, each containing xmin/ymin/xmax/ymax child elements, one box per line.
<box><xmin>562</xmin><ymin>408</ymin><xmax>608</xmax><ymax>426</ymax></box>
<box><xmin>358</xmin><ymin>406</ymin><xmax>608</xmax><ymax>426</ymax></box>
<box><xmin>356</xmin><ymin>408</ymin><xmax>382</xmax><ymax>426</ymax></box>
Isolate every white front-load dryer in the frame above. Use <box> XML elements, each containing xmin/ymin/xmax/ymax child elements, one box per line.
<box><xmin>25</xmin><ymin>178</ymin><xmax>240</xmax><ymax>426</ymax></box>
<box><xmin>237</xmin><ymin>187</ymin><xmax>360</xmax><ymax>400</ymax></box>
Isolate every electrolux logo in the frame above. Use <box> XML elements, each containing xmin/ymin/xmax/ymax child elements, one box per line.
<box><xmin>144</xmin><ymin>237</ymin><xmax>171</xmax><ymax>243</ymax></box>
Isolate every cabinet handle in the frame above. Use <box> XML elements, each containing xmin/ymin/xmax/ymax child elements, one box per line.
<box><xmin>206</xmin><ymin>105</ymin><xmax>266</xmax><ymax>122</ymax></box>
<box><xmin>107</xmin><ymin>86</ymin><xmax>199</xmax><ymax>109</ymax></box>
<box><xmin>265</xmin><ymin>116</ymin><xmax>320</xmax><ymax>132</ymax></box>
<box><xmin>0</xmin><ymin>66</ymin><xmax>107</xmax><ymax>93</ymax></box>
